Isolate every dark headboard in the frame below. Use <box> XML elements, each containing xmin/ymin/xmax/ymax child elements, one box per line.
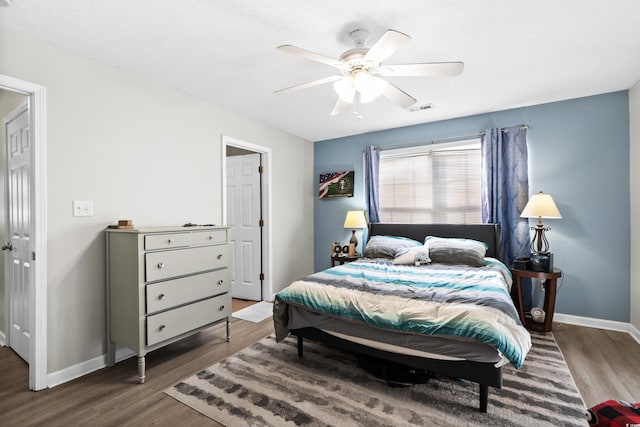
<box><xmin>368</xmin><ymin>223</ymin><xmax>501</xmax><ymax>259</ymax></box>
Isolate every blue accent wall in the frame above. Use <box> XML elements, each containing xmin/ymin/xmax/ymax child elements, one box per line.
<box><xmin>314</xmin><ymin>91</ymin><xmax>630</xmax><ymax>322</ymax></box>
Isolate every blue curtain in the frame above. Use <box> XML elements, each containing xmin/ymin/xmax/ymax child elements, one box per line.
<box><xmin>481</xmin><ymin>125</ymin><xmax>530</xmax><ymax>266</ymax></box>
<box><xmin>364</xmin><ymin>145</ymin><xmax>380</xmax><ymax>223</ymax></box>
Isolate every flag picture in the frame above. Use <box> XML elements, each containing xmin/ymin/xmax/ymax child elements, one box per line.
<box><xmin>319</xmin><ymin>171</ymin><xmax>354</xmax><ymax>198</ymax></box>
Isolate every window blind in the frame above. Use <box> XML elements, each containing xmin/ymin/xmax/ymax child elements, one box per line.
<box><xmin>379</xmin><ymin>142</ymin><xmax>482</xmax><ymax>224</ymax></box>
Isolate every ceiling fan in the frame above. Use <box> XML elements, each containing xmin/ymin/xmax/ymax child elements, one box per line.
<box><xmin>274</xmin><ymin>28</ymin><xmax>464</xmax><ymax>116</ymax></box>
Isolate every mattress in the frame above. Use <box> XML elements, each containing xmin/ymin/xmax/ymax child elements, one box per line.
<box><xmin>288</xmin><ymin>304</ymin><xmax>505</xmax><ymax>365</ymax></box>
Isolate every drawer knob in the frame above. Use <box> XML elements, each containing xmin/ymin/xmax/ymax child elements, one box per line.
<box><xmin>158</xmin><ymin>293</ymin><xmax>165</xmax><ymax>300</ymax></box>
<box><xmin>159</xmin><ymin>325</ymin><xmax>166</xmax><ymax>331</ymax></box>
<box><xmin>157</xmin><ymin>262</ymin><xmax>165</xmax><ymax>269</ymax></box>
<box><xmin>208</xmin><ymin>235</ymin><xmax>213</xmax><ymax>240</ymax></box>
<box><xmin>167</xmin><ymin>239</ymin><xmax>173</xmax><ymax>244</ymax></box>
<box><xmin>217</xmin><ymin>254</ymin><xmax>223</xmax><ymax>260</ymax></box>
<box><xmin>218</xmin><ymin>305</ymin><xmax>225</xmax><ymax>311</ymax></box>
<box><xmin>217</xmin><ymin>279</ymin><xmax>224</xmax><ymax>286</ymax></box>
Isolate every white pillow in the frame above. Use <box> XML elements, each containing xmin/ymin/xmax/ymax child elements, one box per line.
<box><xmin>393</xmin><ymin>246</ymin><xmax>431</xmax><ymax>265</ymax></box>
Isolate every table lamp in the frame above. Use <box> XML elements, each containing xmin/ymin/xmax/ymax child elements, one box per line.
<box><xmin>520</xmin><ymin>191</ymin><xmax>562</xmax><ymax>271</ymax></box>
<box><xmin>343</xmin><ymin>210</ymin><xmax>368</xmax><ymax>255</ymax></box>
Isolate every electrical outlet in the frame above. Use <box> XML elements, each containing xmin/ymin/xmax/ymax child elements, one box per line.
<box><xmin>73</xmin><ymin>200</ymin><xmax>94</xmax><ymax>217</ymax></box>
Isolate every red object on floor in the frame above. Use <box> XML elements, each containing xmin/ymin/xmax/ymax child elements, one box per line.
<box><xmin>586</xmin><ymin>400</ymin><xmax>640</xmax><ymax>426</ymax></box>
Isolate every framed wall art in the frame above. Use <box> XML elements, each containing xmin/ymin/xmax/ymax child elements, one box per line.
<box><xmin>319</xmin><ymin>171</ymin><xmax>354</xmax><ymax>199</ymax></box>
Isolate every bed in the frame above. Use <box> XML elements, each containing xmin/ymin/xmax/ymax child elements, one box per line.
<box><xmin>273</xmin><ymin>223</ymin><xmax>531</xmax><ymax>413</ymax></box>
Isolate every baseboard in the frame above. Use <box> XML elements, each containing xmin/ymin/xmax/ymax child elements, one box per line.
<box><xmin>47</xmin><ymin>347</ymin><xmax>135</xmax><ymax>389</ymax></box>
<box><xmin>628</xmin><ymin>323</ymin><xmax>640</xmax><ymax>345</ymax></box>
<box><xmin>555</xmin><ymin>312</ymin><xmax>640</xmax><ymax>345</ymax></box>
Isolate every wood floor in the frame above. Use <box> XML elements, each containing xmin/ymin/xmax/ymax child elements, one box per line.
<box><xmin>0</xmin><ymin>304</ymin><xmax>638</xmax><ymax>426</ymax></box>
<box><xmin>553</xmin><ymin>321</ymin><xmax>640</xmax><ymax>407</ymax></box>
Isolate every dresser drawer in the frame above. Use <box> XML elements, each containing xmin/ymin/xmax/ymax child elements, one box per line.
<box><xmin>145</xmin><ymin>245</ymin><xmax>229</xmax><ymax>282</ymax></box>
<box><xmin>146</xmin><ymin>294</ymin><xmax>230</xmax><ymax>346</ymax></box>
<box><xmin>191</xmin><ymin>229</ymin><xmax>227</xmax><ymax>246</ymax></box>
<box><xmin>145</xmin><ymin>232</ymin><xmax>191</xmax><ymax>250</ymax></box>
<box><xmin>146</xmin><ymin>270</ymin><xmax>230</xmax><ymax>314</ymax></box>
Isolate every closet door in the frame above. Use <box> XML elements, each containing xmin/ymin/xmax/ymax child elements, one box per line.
<box><xmin>226</xmin><ymin>153</ymin><xmax>261</xmax><ymax>300</ymax></box>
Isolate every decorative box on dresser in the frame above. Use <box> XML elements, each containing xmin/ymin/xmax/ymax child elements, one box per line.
<box><xmin>105</xmin><ymin>225</ymin><xmax>231</xmax><ymax>383</ymax></box>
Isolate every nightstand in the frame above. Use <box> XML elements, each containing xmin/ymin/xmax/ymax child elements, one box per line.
<box><xmin>331</xmin><ymin>255</ymin><xmax>360</xmax><ymax>267</ymax></box>
<box><xmin>509</xmin><ymin>267</ymin><xmax>563</xmax><ymax>333</ymax></box>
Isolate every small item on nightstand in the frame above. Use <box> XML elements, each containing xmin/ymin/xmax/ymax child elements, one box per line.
<box><xmin>530</xmin><ymin>253</ymin><xmax>554</xmax><ymax>272</ymax></box>
<box><xmin>331</xmin><ymin>242</ymin><xmax>355</xmax><ymax>257</ymax></box>
<box><xmin>513</xmin><ymin>257</ymin><xmax>531</xmax><ymax>270</ymax></box>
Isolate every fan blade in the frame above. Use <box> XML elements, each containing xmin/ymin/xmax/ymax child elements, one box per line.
<box><xmin>381</xmin><ymin>81</ymin><xmax>417</xmax><ymax>109</ymax></box>
<box><xmin>276</xmin><ymin>45</ymin><xmax>343</xmax><ymax>69</ymax></box>
<box><xmin>330</xmin><ymin>98</ymin><xmax>350</xmax><ymax>116</ymax></box>
<box><xmin>274</xmin><ymin>75</ymin><xmax>342</xmax><ymax>95</ymax></box>
<box><xmin>363</xmin><ymin>29</ymin><xmax>411</xmax><ymax>64</ymax></box>
<box><xmin>377</xmin><ymin>62</ymin><xmax>464</xmax><ymax>77</ymax></box>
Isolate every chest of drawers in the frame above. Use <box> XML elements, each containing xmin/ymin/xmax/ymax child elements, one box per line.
<box><xmin>105</xmin><ymin>226</ymin><xmax>231</xmax><ymax>383</ymax></box>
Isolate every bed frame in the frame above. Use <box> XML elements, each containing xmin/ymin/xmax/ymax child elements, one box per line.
<box><xmin>292</xmin><ymin>223</ymin><xmax>503</xmax><ymax>413</ymax></box>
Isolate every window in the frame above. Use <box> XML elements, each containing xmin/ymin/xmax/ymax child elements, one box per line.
<box><xmin>379</xmin><ymin>139</ymin><xmax>482</xmax><ymax>224</ymax></box>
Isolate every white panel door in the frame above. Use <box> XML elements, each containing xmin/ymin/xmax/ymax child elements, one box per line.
<box><xmin>226</xmin><ymin>154</ymin><xmax>262</xmax><ymax>300</ymax></box>
<box><xmin>4</xmin><ymin>103</ymin><xmax>32</xmax><ymax>363</ymax></box>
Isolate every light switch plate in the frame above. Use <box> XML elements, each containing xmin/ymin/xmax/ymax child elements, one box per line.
<box><xmin>73</xmin><ymin>200</ymin><xmax>94</xmax><ymax>217</ymax></box>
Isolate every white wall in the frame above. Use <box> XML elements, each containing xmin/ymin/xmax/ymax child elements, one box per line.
<box><xmin>0</xmin><ymin>27</ymin><xmax>314</xmax><ymax>374</ymax></box>
<box><xmin>630</xmin><ymin>80</ymin><xmax>640</xmax><ymax>331</ymax></box>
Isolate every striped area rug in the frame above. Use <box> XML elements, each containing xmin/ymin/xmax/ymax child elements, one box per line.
<box><xmin>165</xmin><ymin>333</ymin><xmax>586</xmax><ymax>426</ymax></box>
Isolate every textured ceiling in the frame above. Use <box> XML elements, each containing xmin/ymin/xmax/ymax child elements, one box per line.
<box><xmin>2</xmin><ymin>0</ymin><xmax>640</xmax><ymax>141</ymax></box>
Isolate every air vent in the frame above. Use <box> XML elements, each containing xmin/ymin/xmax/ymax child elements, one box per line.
<box><xmin>408</xmin><ymin>104</ymin><xmax>434</xmax><ymax>112</ymax></box>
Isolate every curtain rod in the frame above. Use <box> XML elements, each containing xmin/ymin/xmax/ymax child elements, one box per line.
<box><xmin>498</xmin><ymin>124</ymin><xmax>529</xmax><ymax>133</ymax></box>
<box><xmin>372</xmin><ymin>124</ymin><xmax>529</xmax><ymax>151</ymax></box>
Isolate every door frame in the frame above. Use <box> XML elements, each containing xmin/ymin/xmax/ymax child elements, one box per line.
<box><xmin>221</xmin><ymin>135</ymin><xmax>272</xmax><ymax>301</ymax></box>
<box><xmin>0</xmin><ymin>74</ymin><xmax>48</xmax><ymax>391</ymax></box>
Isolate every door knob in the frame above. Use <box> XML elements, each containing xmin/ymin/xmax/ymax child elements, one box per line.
<box><xmin>1</xmin><ymin>243</ymin><xmax>13</xmax><ymax>251</ymax></box>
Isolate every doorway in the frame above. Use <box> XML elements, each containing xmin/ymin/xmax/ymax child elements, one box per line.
<box><xmin>221</xmin><ymin>136</ymin><xmax>272</xmax><ymax>302</ymax></box>
<box><xmin>0</xmin><ymin>75</ymin><xmax>47</xmax><ymax>391</ymax></box>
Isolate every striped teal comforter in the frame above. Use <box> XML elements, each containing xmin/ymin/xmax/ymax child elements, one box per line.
<box><xmin>274</xmin><ymin>258</ymin><xmax>531</xmax><ymax>368</ymax></box>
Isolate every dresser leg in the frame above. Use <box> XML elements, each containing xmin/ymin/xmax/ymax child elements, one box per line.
<box><xmin>226</xmin><ymin>317</ymin><xmax>231</xmax><ymax>342</ymax></box>
<box><xmin>137</xmin><ymin>356</ymin><xmax>145</xmax><ymax>384</ymax></box>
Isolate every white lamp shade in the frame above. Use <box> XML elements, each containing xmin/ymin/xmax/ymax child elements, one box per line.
<box><xmin>333</xmin><ymin>72</ymin><xmax>386</xmax><ymax>104</ymax></box>
<box><xmin>344</xmin><ymin>210</ymin><xmax>368</xmax><ymax>229</ymax></box>
<box><xmin>333</xmin><ymin>77</ymin><xmax>355</xmax><ymax>103</ymax></box>
<box><xmin>353</xmin><ymin>72</ymin><xmax>386</xmax><ymax>103</ymax></box>
<box><xmin>520</xmin><ymin>192</ymin><xmax>562</xmax><ymax>219</ymax></box>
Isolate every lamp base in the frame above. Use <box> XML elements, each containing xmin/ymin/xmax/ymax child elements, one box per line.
<box><xmin>349</xmin><ymin>230</ymin><xmax>358</xmax><ymax>253</ymax></box>
<box><xmin>530</xmin><ymin>253</ymin><xmax>553</xmax><ymax>273</ymax></box>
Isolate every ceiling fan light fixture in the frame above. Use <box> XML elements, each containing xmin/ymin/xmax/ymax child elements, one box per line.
<box><xmin>333</xmin><ymin>72</ymin><xmax>385</xmax><ymax>105</ymax></box>
<box><xmin>354</xmin><ymin>72</ymin><xmax>385</xmax><ymax>103</ymax></box>
<box><xmin>333</xmin><ymin>76</ymin><xmax>355</xmax><ymax>103</ymax></box>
